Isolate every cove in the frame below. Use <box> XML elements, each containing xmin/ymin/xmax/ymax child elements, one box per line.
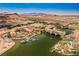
<box><xmin>2</xmin><ymin>32</ymin><xmax>62</xmax><ymax>56</ymax></box>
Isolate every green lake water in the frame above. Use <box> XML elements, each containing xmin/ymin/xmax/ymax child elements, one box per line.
<box><xmin>63</xmin><ymin>28</ymin><xmax>74</xmax><ymax>35</ymax></box>
<box><xmin>2</xmin><ymin>32</ymin><xmax>62</xmax><ymax>56</ymax></box>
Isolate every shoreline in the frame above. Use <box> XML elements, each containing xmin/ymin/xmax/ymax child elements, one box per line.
<box><xmin>0</xmin><ymin>41</ymin><xmax>15</xmax><ymax>55</ymax></box>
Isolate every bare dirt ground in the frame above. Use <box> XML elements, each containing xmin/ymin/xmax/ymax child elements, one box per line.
<box><xmin>0</xmin><ymin>13</ymin><xmax>79</xmax><ymax>55</ymax></box>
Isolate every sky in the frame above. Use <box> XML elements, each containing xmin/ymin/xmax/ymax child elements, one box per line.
<box><xmin>0</xmin><ymin>3</ymin><xmax>79</xmax><ymax>15</ymax></box>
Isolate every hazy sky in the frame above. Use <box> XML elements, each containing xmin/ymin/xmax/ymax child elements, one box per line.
<box><xmin>0</xmin><ymin>3</ymin><xmax>79</xmax><ymax>15</ymax></box>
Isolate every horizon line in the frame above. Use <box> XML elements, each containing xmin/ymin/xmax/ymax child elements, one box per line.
<box><xmin>0</xmin><ymin>12</ymin><xmax>79</xmax><ymax>16</ymax></box>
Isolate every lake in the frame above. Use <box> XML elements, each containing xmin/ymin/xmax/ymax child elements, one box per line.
<box><xmin>2</xmin><ymin>32</ymin><xmax>62</xmax><ymax>56</ymax></box>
